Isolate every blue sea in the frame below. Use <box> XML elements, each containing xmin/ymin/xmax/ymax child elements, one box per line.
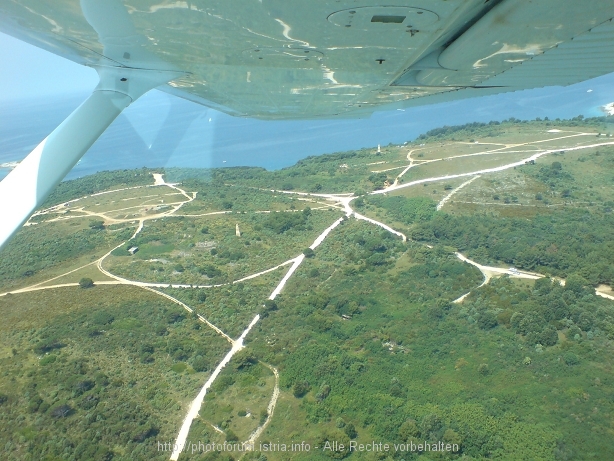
<box><xmin>1</xmin><ymin>73</ymin><xmax>613</xmax><ymax>181</ymax></box>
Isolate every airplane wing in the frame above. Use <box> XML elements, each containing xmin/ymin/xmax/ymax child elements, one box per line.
<box><xmin>1</xmin><ymin>0</ymin><xmax>614</xmax><ymax>119</ymax></box>
<box><xmin>1</xmin><ymin>0</ymin><xmax>614</xmax><ymax>249</ymax></box>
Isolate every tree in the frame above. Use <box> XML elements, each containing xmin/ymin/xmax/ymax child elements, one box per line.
<box><xmin>442</xmin><ymin>429</ymin><xmax>463</xmax><ymax>447</ymax></box>
<box><xmin>79</xmin><ymin>277</ymin><xmax>94</xmax><ymax>289</ymax></box>
<box><xmin>264</xmin><ymin>299</ymin><xmax>277</xmax><ymax>311</ymax></box>
<box><xmin>344</xmin><ymin>423</ymin><xmax>357</xmax><ymax>439</ymax></box>
<box><xmin>316</xmin><ymin>383</ymin><xmax>331</xmax><ymax>401</ymax></box>
<box><xmin>420</xmin><ymin>414</ymin><xmax>442</xmax><ymax>439</ymax></box>
<box><xmin>89</xmin><ymin>220</ymin><xmax>105</xmax><ymax>230</ymax></box>
<box><xmin>534</xmin><ymin>277</ymin><xmax>553</xmax><ymax>294</ymax></box>
<box><xmin>537</xmin><ymin>326</ymin><xmax>559</xmax><ymax>346</ymax></box>
<box><xmin>192</xmin><ymin>355</ymin><xmax>208</xmax><ymax>372</ymax></box>
<box><xmin>478</xmin><ymin>311</ymin><xmax>498</xmax><ymax>330</ymax></box>
<box><xmin>303</xmin><ymin>248</ymin><xmax>315</xmax><ymax>258</ymax></box>
<box><xmin>399</xmin><ymin>420</ymin><xmax>420</xmax><ymax>441</ymax></box>
<box><xmin>293</xmin><ymin>380</ymin><xmax>310</xmax><ymax>398</ymax></box>
<box><xmin>565</xmin><ymin>274</ymin><xmax>587</xmax><ymax>294</ymax></box>
<box><xmin>234</xmin><ymin>350</ymin><xmax>257</xmax><ymax>370</ymax></box>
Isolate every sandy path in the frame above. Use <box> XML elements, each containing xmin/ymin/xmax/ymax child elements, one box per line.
<box><xmin>437</xmin><ymin>176</ymin><xmax>480</xmax><ymax>211</ymax></box>
<box><xmin>354</xmin><ymin>212</ymin><xmax>407</xmax><ymax>241</ymax></box>
<box><xmin>170</xmin><ymin>314</ymin><xmax>261</xmax><ymax>460</ymax></box>
<box><xmin>245</xmin><ymin>363</ymin><xmax>280</xmax><ymax>447</ymax></box>
<box><xmin>141</xmin><ymin>286</ymin><xmax>234</xmax><ymax>344</ymax></box>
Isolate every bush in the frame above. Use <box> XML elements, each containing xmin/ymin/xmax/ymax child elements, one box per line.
<box><xmin>89</xmin><ymin>220</ymin><xmax>105</xmax><ymax>230</ymax></box>
<box><xmin>265</xmin><ymin>212</ymin><xmax>308</xmax><ymax>234</ymax></box>
<box><xmin>79</xmin><ymin>278</ymin><xmax>94</xmax><ymax>289</ymax></box>
<box><xmin>563</xmin><ymin>352</ymin><xmax>579</xmax><ymax>366</ymax></box>
<box><xmin>92</xmin><ymin>311</ymin><xmax>114</xmax><ymax>325</ymax></box>
<box><xmin>51</xmin><ymin>404</ymin><xmax>73</xmax><ymax>419</ymax></box>
<box><xmin>198</xmin><ymin>265</ymin><xmax>222</xmax><ymax>278</ymax></box>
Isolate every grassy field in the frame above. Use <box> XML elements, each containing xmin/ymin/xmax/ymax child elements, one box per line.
<box><xmin>105</xmin><ymin>210</ymin><xmax>343</xmax><ymax>286</ymax></box>
<box><xmin>0</xmin><ymin>220</ymin><xmax>135</xmax><ymax>292</ymax></box>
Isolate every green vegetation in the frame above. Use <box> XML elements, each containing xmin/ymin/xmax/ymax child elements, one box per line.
<box><xmin>2</xmin><ymin>117</ymin><xmax>614</xmax><ymax>460</ymax></box>
<box><xmin>368</xmin><ymin>196</ymin><xmax>437</xmax><ymax>225</ymax></box>
<box><xmin>78</xmin><ymin>277</ymin><xmax>94</xmax><ymax>288</ymax></box>
<box><xmin>0</xmin><ymin>286</ymin><xmax>229</xmax><ymax>460</ymax></box>
<box><xmin>0</xmin><ymin>221</ymin><xmax>133</xmax><ymax>291</ymax></box>
<box><xmin>411</xmin><ymin>209</ymin><xmax>614</xmax><ymax>285</ymax></box>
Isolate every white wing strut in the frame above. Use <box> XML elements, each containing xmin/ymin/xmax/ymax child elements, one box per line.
<box><xmin>0</xmin><ymin>67</ymin><xmax>182</xmax><ymax>250</ymax></box>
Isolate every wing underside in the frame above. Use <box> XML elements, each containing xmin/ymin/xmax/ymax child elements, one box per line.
<box><xmin>1</xmin><ymin>0</ymin><xmax>614</xmax><ymax>119</ymax></box>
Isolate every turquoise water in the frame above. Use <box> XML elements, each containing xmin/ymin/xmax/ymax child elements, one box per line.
<box><xmin>1</xmin><ymin>72</ymin><xmax>613</xmax><ymax>181</ymax></box>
